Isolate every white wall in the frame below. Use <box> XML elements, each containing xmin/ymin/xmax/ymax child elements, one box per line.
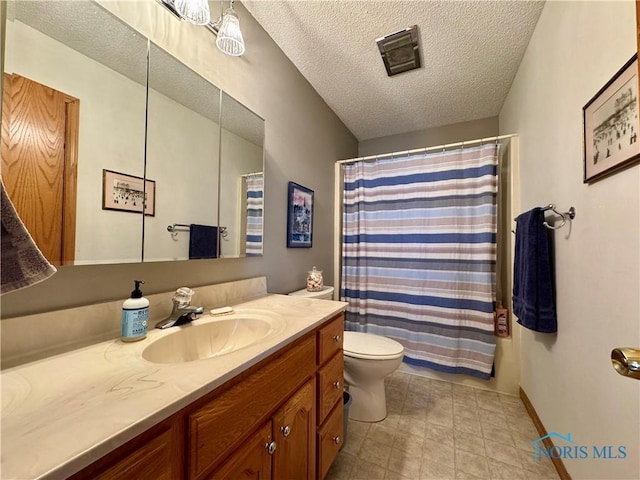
<box><xmin>500</xmin><ymin>2</ymin><xmax>640</xmax><ymax>478</ymax></box>
<box><xmin>6</xmin><ymin>20</ymin><xmax>147</xmax><ymax>264</ymax></box>
<box><xmin>358</xmin><ymin>116</ymin><xmax>499</xmax><ymax>157</ymax></box>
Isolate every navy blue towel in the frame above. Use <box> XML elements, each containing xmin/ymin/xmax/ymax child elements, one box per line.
<box><xmin>513</xmin><ymin>208</ymin><xmax>557</xmax><ymax>333</ymax></box>
<box><xmin>189</xmin><ymin>224</ymin><xmax>218</xmax><ymax>259</ymax></box>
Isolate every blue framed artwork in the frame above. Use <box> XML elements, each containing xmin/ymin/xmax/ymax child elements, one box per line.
<box><xmin>286</xmin><ymin>182</ymin><xmax>314</xmax><ymax>248</ymax></box>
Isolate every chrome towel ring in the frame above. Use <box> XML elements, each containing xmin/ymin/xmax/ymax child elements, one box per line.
<box><xmin>540</xmin><ymin>204</ymin><xmax>576</xmax><ymax>230</ymax></box>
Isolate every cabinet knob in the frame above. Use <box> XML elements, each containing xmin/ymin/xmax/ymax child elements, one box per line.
<box><xmin>333</xmin><ymin>335</ymin><xmax>341</xmax><ymax>343</ymax></box>
<box><xmin>332</xmin><ymin>436</ymin><xmax>341</xmax><ymax>445</ymax></box>
<box><xmin>281</xmin><ymin>425</ymin><xmax>291</xmax><ymax>437</ymax></box>
<box><xmin>265</xmin><ymin>441</ymin><xmax>277</xmax><ymax>455</ymax></box>
<box><xmin>333</xmin><ymin>381</ymin><xmax>341</xmax><ymax>389</ymax></box>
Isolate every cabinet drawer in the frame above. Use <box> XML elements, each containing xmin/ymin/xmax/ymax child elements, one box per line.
<box><xmin>317</xmin><ymin>352</ymin><xmax>343</xmax><ymax>425</ymax></box>
<box><xmin>188</xmin><ymin>336</ymin><xmax>315</xmax><ymax>480</ymax></box>
<box><xmin>317</xmin><ymin>402</ymin><xmax>343</xmax><ymax>480</ymax></box>
<box><xmin>317</xmin><ymin>315</ymin><xmax>343</xmax><ymax>366</ymax></box>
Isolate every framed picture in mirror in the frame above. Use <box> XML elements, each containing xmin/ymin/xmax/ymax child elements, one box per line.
<box><xmin>286</xmin><ymin>182</ymin><xmax>313</xmax><ymax>248</ymax></box>
<box><xmin>102</xmin><ymin>169</ymin><xmax>156</xmax><ymax>216</ymax></box>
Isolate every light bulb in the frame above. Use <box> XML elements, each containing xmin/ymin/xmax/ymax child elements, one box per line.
<box><xmin>174</xmin><ymin>0</ymin><xmax>211</xmax><ymax>26</ymax></box>
<box><xmin>216</xmin><ymin>7</ymin><xmax>245</xmax><ymax>57</ymax></box>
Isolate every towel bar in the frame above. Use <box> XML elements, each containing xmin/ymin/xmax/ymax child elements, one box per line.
<box><xmin>513</xmin><ymin>204</ymin><xmax>576</xmax><ymax>232</ymax></box>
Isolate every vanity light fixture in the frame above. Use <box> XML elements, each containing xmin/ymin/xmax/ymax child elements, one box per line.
<box><xmin>158</xmin><ymin>0</ymin><xmax>245</xmax><ymax>57</ymax></box>
<box><xmin>214</xmin><ymin>2</ymin><xmax>245</xmax><ymax>57</ymax></box>
<box><xmin>174</xmin><ymin>0</ymin><xmax>211</xmax><ymax>25</ymax></box>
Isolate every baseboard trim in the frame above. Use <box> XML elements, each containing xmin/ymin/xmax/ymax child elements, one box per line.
<box><xmin>519</xmin><ymin>387</ymin><xmax>571</xmax><ymax>480</ymax></box>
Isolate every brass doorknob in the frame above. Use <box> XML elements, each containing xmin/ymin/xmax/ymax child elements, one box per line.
<box><xmin>611</xmin><ymin>348</ymin><xmax>640</xmax><ymax>379</ymax></box>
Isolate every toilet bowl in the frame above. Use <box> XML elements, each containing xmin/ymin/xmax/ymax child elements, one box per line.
<box><xmin>287</xmin><ymin>286</ymin><xmax>334</xmax><ymax>300</ymax></box>
<box><xmin>343</xmin><ymin>331</ymin><xmax>404</xmax><ymax>422</ymax></box>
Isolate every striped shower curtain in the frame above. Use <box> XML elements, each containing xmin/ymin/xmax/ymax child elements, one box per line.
<box><xmin>245</xmin><ymin>173</ymin><xmax>264</xmax><ymax>256</ymax></box>
<box><xmin>341</xmin><ymin>144</ymin><xmax>498</xmax><ymax>379</ymax></box>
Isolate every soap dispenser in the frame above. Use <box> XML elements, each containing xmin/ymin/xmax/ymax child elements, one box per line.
<box><xmin>121</xmin><ymin>280</ymin><xmax>149</xmax><ymax>342</ymax></box>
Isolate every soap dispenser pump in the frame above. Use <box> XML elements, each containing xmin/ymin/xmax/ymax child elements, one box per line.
<box><xmin>121</xmin><ymin>280</ymin><xmax>149</xmax><ymax>342</ymax></box>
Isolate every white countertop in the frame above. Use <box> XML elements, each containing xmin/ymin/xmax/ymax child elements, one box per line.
<box><xmin>0</xmin><ymin>294</ymin><xmax>347</xmax><ymax>480</ymax></box>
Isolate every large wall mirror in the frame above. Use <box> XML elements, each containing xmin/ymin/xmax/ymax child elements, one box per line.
<box><xmin>144</xmin><ymin>43</ymin><xmax>221</xmax><ymax>262</ymax></box>
<box><xmin>219</xmin><ymin>93</ymin><xmax>265</xmax><ymax>258</ymax></box>
<box><xmin>1</xmin><ymin>0</ymin><xmax>265</xmax><ymax>266</ymax></box>
<box><xmin>2</xmin><ymin>0</ymin><xmax>148</xmax><ymax>265</ymax></box>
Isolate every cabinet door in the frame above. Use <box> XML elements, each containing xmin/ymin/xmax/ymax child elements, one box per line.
<box><xmin>272</xmin><ymin>380</ymin><xmax>315</xmax><ymax>480</ymax></box>
<box><xmin>209</xmin><ymin>422</ymin><xmax>273</xmax><ymax>480</ymax></box>
<box><xmin>189</xmin><ymin>336</ymin><xmax>315</xmax><ymax>479</ymax></box>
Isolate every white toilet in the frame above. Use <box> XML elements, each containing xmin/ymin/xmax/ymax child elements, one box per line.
<box><xmin>287</xmin><ymin>287</ymin><xmax>403</xmax><ymax>422</ymax></box>
<box><xmin>288</xmin><ymin>285</ymin><xmax>335</xmax><ymax>300</ymax></box>
<box><xmin>343</xmin><ymin>331</ymin><xmax>404</xmax><ymax>422</ymax></box>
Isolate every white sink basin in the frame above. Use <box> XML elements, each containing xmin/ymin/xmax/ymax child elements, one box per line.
<box><xmin>142</xmin><ymin>311</ymin><xmax>285</xmax><ymax>364</ymax></box>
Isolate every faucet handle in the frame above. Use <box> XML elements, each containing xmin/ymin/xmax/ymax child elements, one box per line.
<box><xmin>173</xmin><ymin>287</ymin><xmax>195</xmax><ymax>305</ymax></box>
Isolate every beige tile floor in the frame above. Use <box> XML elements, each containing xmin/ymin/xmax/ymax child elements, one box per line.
<box><xmin>326</xmin><ymin>372</ymin><xmax>560</xmax><ymax>480</ymax></box>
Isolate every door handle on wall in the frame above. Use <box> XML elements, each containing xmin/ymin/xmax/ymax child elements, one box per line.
<box><xmin>611</xmin><ymin>348</ymin><xmax>640</xmax><ymax>379</ymax></box>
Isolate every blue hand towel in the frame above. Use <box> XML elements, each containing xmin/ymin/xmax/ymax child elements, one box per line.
<box><xmin>189</xmin><ymin>224</ymin><xmax>218</xmax><ymax>259</ymax></box>
<box><xmin>513</xmin><ymin>208</ymin><xmax>557</xmax><ymax>333</ymax></box>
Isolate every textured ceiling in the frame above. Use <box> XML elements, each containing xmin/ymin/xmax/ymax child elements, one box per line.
<box><xmin>243</xmin><ymin>0</ymin><xmax>545</xmax><ymax>141</ymax></box>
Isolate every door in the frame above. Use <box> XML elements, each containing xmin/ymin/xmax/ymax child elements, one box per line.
<box><xmin>209</xmin><ymin>421</ymin><xmax>273</xmax><ymax>480</ymax></box>
<box><xmin>272</xmin><ymin>380</ymin><xmax>315</xmax><ymax>480</ymax></box>
<box><xmin>1</xmin><ymin>73</ymin><xmax>79</xmax><ymax>265</ymax></box>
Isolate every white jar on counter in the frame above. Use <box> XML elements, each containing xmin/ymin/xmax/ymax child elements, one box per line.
<box><xmin>306</xmin><ymin>266</ymin><xmax>323</xmax><ymax>292</ymax></box>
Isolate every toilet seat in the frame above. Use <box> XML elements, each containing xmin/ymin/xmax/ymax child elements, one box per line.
<box><xmin>343</xmin><ymin>331</ymin><xmax>404</xmax><ymax>360</ymax></box>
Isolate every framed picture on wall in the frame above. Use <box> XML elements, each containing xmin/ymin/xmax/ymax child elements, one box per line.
<box><xmin>583</xmin><ymin>54</ymin><xmax>640</xmax><ymax>184</ymax></box>
<box><xmin>102</xmin><ymin>169</ymin><xmax>156</xmax><ymax>216</ymax></box>
<box><xmin>286</xmin><ymin>181</ymin><xmax>314</xmax><ymax>248</ymax></box>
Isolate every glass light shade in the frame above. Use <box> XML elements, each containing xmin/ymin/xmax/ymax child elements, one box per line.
<box><xmin>174</xmin><ymin>0</ymin><xmax>210</xmax><ymax>25</ymax></box>
<box><xmin>216</xmin><ymin>7</ymin><xmax>245</xmax><ymax>57</ymax></box>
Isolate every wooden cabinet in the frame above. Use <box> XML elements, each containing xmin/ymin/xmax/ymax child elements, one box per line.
<box><xmin>317</xmin><ymin>402</ymin><xmax>344</xmax><ymax>480</ymax></box>
<box><xmin>94</xmin><ymin>427</ymin><xmax>175</xmax><ymax>480</ymax></box>
<box><xmin>211</xmin><ymin>379</ymin><xmax>315</xmax><ymax>480</ymax></box>
<box><xmin>316</xmin><ymin>315</ymin><xmax>344</xmax><ymax>479</ymax></box>
<box><xmin>68</xmin><ymin>416</ymin><xmax>184</xmax><ymax>480</ymax></box>
<box><xmin>272</xmin><ymin>380</ymin><xmax>315</xmax><ymax>480</ymax></box>
<box><xmin>209</xmin><ymin>422</ymin><xmax>273</xmax><ymax>480</ymax></box>
<box><xmin>317</xmin><ymin>315</ymin><xmax>343</xmax><ymax>365</ymax></box>
<box><xmin>70</xmin><ymin>313</ymin><xmax>344</xmax><ymax>480</ymax></box>
<box><xmin>317</xmin><ymin>351</ymin><xmax>344</xmax><ymax>423</ymax></box>
<box><xmin>188</xmin><ymin>336</ymin><xmax>315</xmax><ymax>479</ymax></box>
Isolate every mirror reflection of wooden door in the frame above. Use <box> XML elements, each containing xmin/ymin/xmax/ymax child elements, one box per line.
<box><xmin>1</xmin><ymin>74</ymin><xmax>79</xmax><ymax>265</ymax></box>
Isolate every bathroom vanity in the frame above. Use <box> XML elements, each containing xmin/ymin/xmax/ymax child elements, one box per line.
<box><xmin>0</xmin><ymin>292</ymin><xmax>346</xmax><ymax>479</ymax></box>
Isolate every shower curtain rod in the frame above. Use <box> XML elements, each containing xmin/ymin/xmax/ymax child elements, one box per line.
<box><xmin>336</xmin><ymin>133</ymin><xmax>518</xmax><ymax>165</ymax></box>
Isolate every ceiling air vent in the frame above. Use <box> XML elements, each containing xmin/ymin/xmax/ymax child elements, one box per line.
<box><xmin>376</xmin><ymin>25</ymin><xmax>421</xmax><ymax>77</ymax></box>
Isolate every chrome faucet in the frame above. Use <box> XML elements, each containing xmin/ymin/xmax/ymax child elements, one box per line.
<box><xmin>155</xmin><ymin>288</ymin><xmax>204</xmax><ymax>329</ymax></box>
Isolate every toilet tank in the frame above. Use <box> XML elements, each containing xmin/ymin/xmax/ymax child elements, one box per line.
<box><xmin>288</xmin><ymin>286</ymin><xmax>335</xmax><ymax>300</ymax></box>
